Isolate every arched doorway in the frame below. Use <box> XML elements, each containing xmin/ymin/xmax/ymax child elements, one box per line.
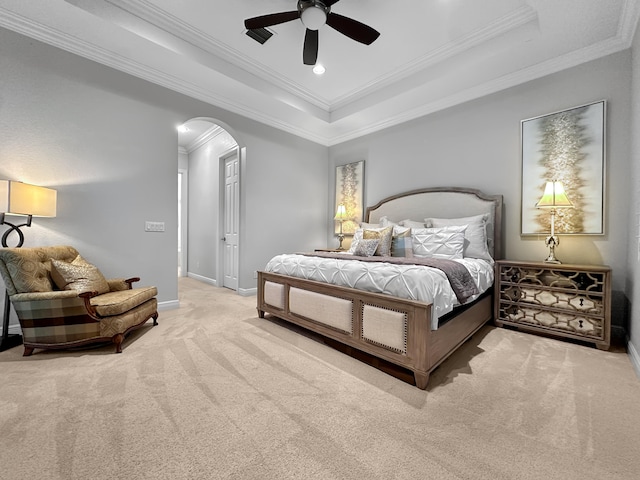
<box><xmin>177</xmin><ymin>118</ymin><xmax>241</xmax><ymax>291</ymax></box>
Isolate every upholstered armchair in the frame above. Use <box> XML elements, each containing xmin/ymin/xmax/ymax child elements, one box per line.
<box><xmin>0</xmin><ymin>245</ymin><xmax>158</xmax><ymax>356</ymax></box>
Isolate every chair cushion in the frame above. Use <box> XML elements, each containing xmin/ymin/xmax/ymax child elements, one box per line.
<box><xmin>50</xmin><ymin>258</ymin><xmax>110</xmax><ymax>294</ymax></box>
<box><xmin>90</xmin><ymin>286</ymin><xmax>158</xmax><ymax>317</ymax></box>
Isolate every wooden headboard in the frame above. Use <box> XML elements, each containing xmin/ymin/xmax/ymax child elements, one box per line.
<box><xmin>365</xmin><ymin>187</ymin><xmax>504</xmax><ymax>260</ymax></box>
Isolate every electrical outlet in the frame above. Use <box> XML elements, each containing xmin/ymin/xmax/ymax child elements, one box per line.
<box><xmin>253</xmin><ymin>271</ymin><xmax>258</xmax><ymax>279</ymax></box>
<box><xmin>145</xmin><ymin>221</ymin><xmax>165</xmax><ymax>232</ymax></box>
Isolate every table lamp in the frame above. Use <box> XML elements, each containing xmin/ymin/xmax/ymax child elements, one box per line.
<box><xmin>535</xmin><ymin>180</ymin><xmax>573</xmax><ymax>264</ymax></box>
<box><xmin>0</xmin><ymin>180</ymin><xmax>57</xmax><ymax>351</ymax></box>
<box><xmin>334</xmin><ymin>204</ymin><xmax>348</xmax><ymax>250</ymax></box>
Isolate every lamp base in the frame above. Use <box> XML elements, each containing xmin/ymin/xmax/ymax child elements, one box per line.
<box><xmin>543</xmin><ymin>235</ymin><xmax>562</xmax><ymax>264</ymax></box>
<box><xmin>0</xmin><ymin>333</ymin><xmax>23</xmax><ymax>352</ymax></box>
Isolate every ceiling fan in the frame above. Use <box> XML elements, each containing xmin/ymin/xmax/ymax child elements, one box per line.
<box><xmin>244</xmin><ymin>0</ymin><xmax>380</xmax><ymax>65</ymax></box>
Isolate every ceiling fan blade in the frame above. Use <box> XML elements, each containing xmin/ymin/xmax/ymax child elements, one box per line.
<box><xmin>326</xmin><ymin>12</ymin><xmax>380</xmax><ymax>45</ymax></box>
<box><xmin>244</xmin><ymin>11</ymin><xmax>299</xmax><ymax>30</ymax></box>
<box><xmin>324</xmin><ymin>0</ymin><xmax>341</xmax><ymax>6</ymax></box>
<box><xmin>303</xmin><ymin>29</ymin><xmax>319</xmax><ymax>65</ymax></box>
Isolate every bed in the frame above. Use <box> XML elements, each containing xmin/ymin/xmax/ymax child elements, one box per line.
<box><xmin>257</xmin><ymin>187</ymin><xmax>503</xmax><ymax>389</ymax></box>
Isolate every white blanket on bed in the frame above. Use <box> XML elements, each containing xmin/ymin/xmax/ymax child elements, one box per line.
<box><xmin>264</xmin><ymin>253</ymin><xmax>494</xmax><ymax>329</ymax></box>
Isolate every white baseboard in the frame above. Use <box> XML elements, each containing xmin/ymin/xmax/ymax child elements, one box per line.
<box><xmin>238</xmin><ymin>287</ymin><xmax>257</xmax><ymax>297</ymax></box>
<box><xmin>628</xmin><ymin>337</ymin><xmax>640</xmax><ymax>379</ymax></box>
<box><xmin>187</xmin><ymin>272</ymin><xmax>217</xmax><ymax>286</ymax></box>
<box><xmin>158</xmin><ymin>299</ymin><xmax>179</xmax><ymax>311</ymax></box>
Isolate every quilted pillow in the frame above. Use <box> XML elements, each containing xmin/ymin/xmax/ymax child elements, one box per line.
<box><xmin>353</xmin><ymin>239</ymin><xmax>380</xmax><ymax>257</ymax></box>
<box><xmin>412</xmin><ymin>225</ymin><xmax>467</xmax><ymax>259</ymax></box>
<box><xmin>425</xmin><ymin>213</ymin><xmax>491</xmax><ymax>260</ymax></box>
<box><xmin>363</xmin><ymin>226</ymin><xmax>393</xmax><ymax>256</ymax></box>
<box><xmin>50</xmin><ymin>258</ymin><xmax>110</xmax><ymax>294</ymax></box>
<box><xmin>348</xmin><ymin>228</ymin><xmax>364</xmax><ymax>253</ymax></box>
<box><xmin>391</xmin><ymin>227</ymin><xmax>413</xmax><ymax>258</ymax></box>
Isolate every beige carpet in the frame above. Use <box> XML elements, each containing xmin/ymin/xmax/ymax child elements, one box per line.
<box><xmin>1</xmin><ymin>277</ymin><xmax>640</xmax><ymax>480</ymax></box>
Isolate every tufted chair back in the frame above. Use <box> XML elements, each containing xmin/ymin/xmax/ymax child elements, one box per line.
<box><xmin>0</xmin><ymin>246</ymin><xmax>80</xmax><ymax>296</ymax></box>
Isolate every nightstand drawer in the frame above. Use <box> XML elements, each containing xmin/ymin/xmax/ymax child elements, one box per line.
<box><xmin>498</xmin><ymin>303</ymin><xmax>604</xmax><ymax>339</ymax></box>
<box><xmin>501</xmin><ymin>286</ymin><xmax>603</xmax><ymax>315</ymax></box>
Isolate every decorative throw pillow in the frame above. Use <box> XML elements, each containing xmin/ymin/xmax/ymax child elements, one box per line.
<box><xmin>391</xmin><ymin>227</ymin><xmax>413</xmax><ymax>257</ymax></box>
<box><xmin>412</xmin><ymin>225</ymin><xmax>467</xmax><ymax>259</ymax></box>
<box><xmin>399</xmin><ymin>219</ymin><xmax>426</xmax><ymax>229</ymax></box>
<box><xmin>363</xmin><ymin>225</ymin><xmax>393</xmax><ymax>256</ymax></box>
<box><xmin>71</xmin><ymin>254</ymin><xmax>91</xmax><ymax>266</ymax></box>
<box><xmin>348</xmin><ymin>228</ymin><xmax>364</xmax><ymax>253</ymax></box>
<box><xmin>425</xmin><ymin>213</ymin><xmax>491</xmax><ymax>260</ymax></box>
<box><xmin>353</xmin><ymin>238</ymin><xmax>380</xmax><ymax>257</ymax></box>
<box><xmin>50</xmin><ymin>258</ymin><xmax>110</xmax><ymax>294</ymax></box>
<box><xmin>379</xmin><ymin>216</ymin><xmax>398</xmax><ymax>227</ymax></box>
<box><xmin>359</xmin><ymin>222</ymin><xmax>380</xmax><ymax>229</ymax></box>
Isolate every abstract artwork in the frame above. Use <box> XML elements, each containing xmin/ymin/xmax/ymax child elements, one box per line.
<box><xmin>335</xmin><ymin>161</ymin><xmax>364</xmax><ymax>235</ymax></box>
<box><xmin>521</xmin><ymin>100</ymin><xmax>606</xmax><ymax>235</ymax></box>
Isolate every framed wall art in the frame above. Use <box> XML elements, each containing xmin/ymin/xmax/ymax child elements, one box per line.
<box><xmin>335</xmin><ymin>160</ymin><xmax>364</xmax><ymax>235</ymax></box>
<box><xmin>521</xmin><ymin>100</ymin><xmax>606</xmax><ymax>235</ymax></box>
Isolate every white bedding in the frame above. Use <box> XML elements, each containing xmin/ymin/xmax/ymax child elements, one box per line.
<box><xmin>264</xmin><ymin>253</ymin><xmax>494</xmax><ymax>330</ymax></box>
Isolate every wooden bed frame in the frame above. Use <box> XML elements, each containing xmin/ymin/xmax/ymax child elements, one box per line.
<box><xmin>257</xmin><ymin>187</ymin><xmax>503</xmax><ymax>389</ymax></box>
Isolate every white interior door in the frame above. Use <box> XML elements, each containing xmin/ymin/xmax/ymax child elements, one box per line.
<box><xmin>222</xmin><ymin>150</ymin><xmax>239</xmax><ymax>290</ymax></box>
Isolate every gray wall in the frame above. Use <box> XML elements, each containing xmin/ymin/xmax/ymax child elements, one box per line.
<box><xmin>329</xmin><ymin>51</ymin><xmax>632</xmax><ymax>329</ymax></box>
<box><xmin>0</xmin><ymin>27</ymin><xmax>328</xmax><ymax>330</ymax></box>
<box><xmin>0</xmin><ymin>28</ymin><xmax>179</xmax><ymax>311</ymax></box>
<box><xmin>185</xmin><ymin>120</ymin><xmax>328</xmax><ymax>291</ymax></box>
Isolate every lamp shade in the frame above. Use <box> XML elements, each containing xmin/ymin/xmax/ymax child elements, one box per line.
<box><xmin>535</xmin><ymin>181</ymin><xmax>573</xmax><ymax>209</ymax></box>
<box><xmin>334</xmin><ymin>204</ymin><xmax>348</xmax><ymax>220</ymax></box>
<box><xmin>0</xmin><ymin>180</ymin><xmax>57</xmax><ymax>217</ymax></box>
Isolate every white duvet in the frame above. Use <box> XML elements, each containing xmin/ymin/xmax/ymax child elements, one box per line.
<box><xmin>264</xmin><ymin>253</ymin><xmax>494</xmax><ymax>329</ymax></box>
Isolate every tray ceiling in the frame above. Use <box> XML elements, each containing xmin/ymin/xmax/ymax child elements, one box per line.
<box><xmin>0</xmin><ymin>0</ymin><xmax>638</xmax><ymax>145</ymax></box>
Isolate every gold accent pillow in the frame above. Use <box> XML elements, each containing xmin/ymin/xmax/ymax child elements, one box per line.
<box><xmin>50</xmin><ymin>258</ymin><xmax>110</xmax><ymax>294</ymax></box>
<box><xmin>363</xmin><ymin>226</ymin><xmax>393</xmax><ymax>256</ymax></box>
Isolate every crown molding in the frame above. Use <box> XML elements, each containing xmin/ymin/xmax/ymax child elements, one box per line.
<box><xmin>327</xmin><ymin>34</ymin><xmax>632</xmax><ymax>146</ymax></box>
<box><xmin>329</xmin><ymin>5</ymin><xmax>539</xmax><ymax>111</ymax></box>
<box><xmin>0</xmin><ymin>6</ymin><xmax>330</xmax><ymax>145</ymax></box>
<box><xmin>115</xmin><ymin>0</ymin><xmax>539</xmax><ymax>114</ymax></box>
<box><xmin>1</xmin><ymin>2</ymin><xmax>637</xmax><ymax>148</ymax></box>
<box><xmin>109</xmin><ymin>0</ymin><xmax>333</xmax><ymax>110</ymax></box>
<box><xmin>619</xmin><ymin>0</ymin><xmax>640</xmax><ymax>46</ymax></box>
<box><xmin>186</xmin><ymin>125</ymin><xmax>232</xmax><ymax>153</ymax></box>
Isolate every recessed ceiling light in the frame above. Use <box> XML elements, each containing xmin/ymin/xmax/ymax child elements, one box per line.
<box><xmin>313</xmin><ymin>64</ymin><xmax>325</xmax><ymax>75</ymax></box>
<box><xmin>177</xmin><ymin>124</ymin><xmax>189</xmax><ymax>133</ymax></box>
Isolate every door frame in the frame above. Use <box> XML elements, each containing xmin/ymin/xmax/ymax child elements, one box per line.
<box><xmin>218</xmin><ymin>146</ymin><xmax>240</xmax><ymax>290</ymax></box>
<box><xmin>178</xmin><ymin>168</ymin><xmax>188</xmax><ymax>277</ymax></box>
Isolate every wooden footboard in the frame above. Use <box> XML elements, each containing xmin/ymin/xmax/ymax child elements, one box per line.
<box><xmin>257</xmin><ymin>271</ymin><xmax>492</xmax><ymax>389</ymax></box>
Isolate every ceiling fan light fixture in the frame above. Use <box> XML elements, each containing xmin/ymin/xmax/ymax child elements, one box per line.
<box><xmin>301</xmin><ymin>5</ymin><xmax>327</xmax><ymax>30</ymax></box>
<box><xmin>312</xmin><ymin>64</ymin><xmax>325</xmax><ymax>75</ymax></box>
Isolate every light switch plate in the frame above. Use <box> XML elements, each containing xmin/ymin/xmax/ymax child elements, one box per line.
<box><xmin>145</xmin><ymin>221</ymin><xmax>165</xmax><ymax>232</ymax></box>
